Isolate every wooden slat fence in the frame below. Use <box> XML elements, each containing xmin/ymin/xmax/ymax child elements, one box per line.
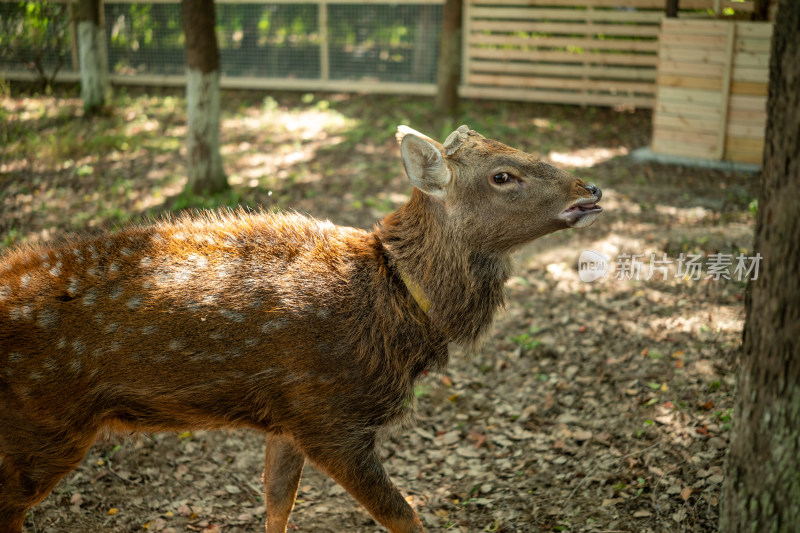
<box><xmin>460</xmin><ymin>0</ymin><xmax>757</xmax><ymax>108</ymax></box>
<box><xmin>651</xmin><ymin>18</ymin><xmax>771</xmax><ymax>164</ymax></box>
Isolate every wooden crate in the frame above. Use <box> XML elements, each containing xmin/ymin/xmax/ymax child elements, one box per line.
<box><xmin>651</xmin><ymin>18</ymin><xmax>771</xmax><ymax>164</ymax></box>
<box><xmin>460</xmin><ymin>0</ymin><xmax>757</xmax><ymax>109</ymax></box>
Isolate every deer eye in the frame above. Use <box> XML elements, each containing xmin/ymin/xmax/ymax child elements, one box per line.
<box><xmin>492</xmin><ymin>172</ymin><xmax>512</xmax><ymax>184</ymax></box>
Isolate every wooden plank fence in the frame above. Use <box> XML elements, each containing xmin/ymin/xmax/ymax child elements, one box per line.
<box><xmin>651</xmin><ymin>18</ymin><xmax>771</xmax><ymax>164</ymax></box>
<box><xmin>2</xmin><ymin>0</ymin><xmax>767</xmax><ymax>112</ymax></box>
<box><xmin>460</xmin><ymin>0</ymin><xmax>757</xmax><ymax>109</ymax></box>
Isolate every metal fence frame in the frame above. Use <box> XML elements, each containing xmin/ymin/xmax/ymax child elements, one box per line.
<box><xmin>1</xmin><ymin>0</ymin><xmax>444</xmax><ymax>95</ymax></box>
<box><xmin>1</xmin><ymin>0</ymin><xmax>764</xmax><ymax>106</ymax></box>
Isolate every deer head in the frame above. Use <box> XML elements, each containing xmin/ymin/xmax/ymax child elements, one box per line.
<box><xmin>396</xmin><ymin>125</ymin><xmax>602</xmax><ymax>253</ymax></box>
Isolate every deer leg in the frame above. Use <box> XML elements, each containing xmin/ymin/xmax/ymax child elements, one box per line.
<box><xmin>303</xmin><ymin>445</ymin><xmax>424</xmax><ymax>533</ymax></box>
<box><xmin>0</xmin><ymin>426</ymin><xmax>97</xmax><ymax>533</ymax></box>
<box><xmin>263</xmin><ymin>433</ymin><xmax>305</xmax><ymax>533</ymax></box>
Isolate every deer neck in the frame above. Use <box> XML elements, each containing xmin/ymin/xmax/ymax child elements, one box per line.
<box><xmin>376</xmin><ymin>189</ymin><xmax>511</xmax><ymax>349</ymax></box>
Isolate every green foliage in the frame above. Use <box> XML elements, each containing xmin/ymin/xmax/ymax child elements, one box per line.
<box><xmin>170</xmin><ymin>189</ymin><xmax>243</xmax><ymax>213</ymax></box>
<box><xmin>0</xmin><ymin>2</ymin><xmax>70</xmax><ymax>88</ymax></box>
<box><xmin>749</xmin><ymin>198</ymin><xmax>758</xmax><ymax>217</ymax></box>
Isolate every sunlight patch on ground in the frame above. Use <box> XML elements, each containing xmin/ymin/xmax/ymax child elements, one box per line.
<box><xmin>546</xmin><ymin>146</ymin><xmax>629</xmax><ymax>169</ymax></box>
<box><xmin>222</xmin><ymin>105</ymin><xmax>353</xmax><ymax>187</ymax></box>
<box><xmin>221</xmin><ymin>106</ymin><xmax>352</xmax><ymax>141</ymax></box>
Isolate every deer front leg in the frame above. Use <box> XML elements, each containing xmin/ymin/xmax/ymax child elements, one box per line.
<box><xmin>304</xmin><ymin>445</ymin><xmax>424</xmax><ymax>533</ymax></box>
<box><xmin>263</xmin><ymin>433</ymin><xmax>305</xmax><ymax>533</ymax></box>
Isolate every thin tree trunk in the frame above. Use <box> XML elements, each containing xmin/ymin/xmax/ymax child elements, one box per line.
<box><xmin>751</xmin><ymin>0</ymin><xmax>771</xmax><ymax>21</ymax></box>
<box><xmin>665</xmin><ymin>0</ymin><xmax>679</xmax><ymax>17</ymax></box>
<box><xmin>436</xmin><ymin>0</ymin><xmax>462</xmax><ymax>115</ymax></box>
<box><xmin>182</xmin><ymin>0</ymin><xmax>228</xmax><ymax>195</ymax></box>
<box><xmin>720</xmin><ymin>1</ymin><xmax>800</xmax><ymax>530</ymax></box>
<box><xmin>75</xmin><ymin>0</ymin><xmax>109</xmax><ymax>113</ymax></box>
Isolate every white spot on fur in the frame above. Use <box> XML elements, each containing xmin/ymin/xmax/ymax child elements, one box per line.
<box><xmin>87</xmin><ymin>266</ymin><xmax>100</xmax><ymax>277</ymax></box>
<box><xmin>37</xmin><ymin>308</ymin><xmax>58</xmax><ymax>329</ymax></box>
<box><xmin>126</xmin><ymin>295</ymin><xmax>143</xmax><ymax>310</ymax></box>
<box><xmin>20</xmin><ymin>305</ymin><xmax>32</xmax><ymax>320</ymax></box>
<box><xmin>141</xmin><ymin>325</ymin><xmax>157</xmax><ymax>335</ymax></box>
<box><xmin>42</xmin><ymin>357</ymin><xmax>57</xmax><ymax>371</ymax></box>
<box><xmin>140</xmin><ymin>257</ymin><xmax>152</xmax><ymax>267</ymax></box>
<box><xmin>94</xmin><ymin>312</ymin><xmax>105</xmax><ymax>325</ymax></box>
<box><xmin>219</xmin><ymin>308</ymin><xmax>245</xmax><ymax>323</ymax></box>
<box><xmin>202</xmin><ymin>295</ymin><xmax>217</xmax><ymax>306</ymax></box>
<box><xmin>109</xmin><ymin>286</ymin><xmax>123</xmax><ymax>300</ymax></box>
<box><xmin>121</xmin><ymin>248</ymin><xmax>132</xmax><ymax>256</ymax></box>
<box><xmin>30</xmin><ymin>371</ymin><xmax>42</xmax><ymax>381</ymax></box>
<box><xmin>49</xmin><ymin>264</ymin><xmax>62</xmax><ymax>277</ymax></box>
<box><xmin>70</xmin><ymin>359</ymin><xmax>83</xmax><ymax>373</ymax></box>
<box><xmin>21</xmin><ymin>273</ymin><xmax>31</xmax><ymax>286</ymax></box>
<box><xmin>164</xmin><ymin>267</ymin><xmax>193</xmax><ymax>284</ymax></box>
<box><xmin>72</xmin><ymin>339</ymin><xmax>87</xmax><ymax>354</ymax></box>
<box><xmin>57</xmin><ymin>337</ymin><xmax>67</xmax><ymax>348</ymax></box>
<box><xmin>105</xmin><ymin>322</ymin><xmax>119</xmax><ymax>333</ymax></box>
<box><xmin>0</xmin><ymin>285</ymin><xmax>9</xmax><ymax>300</ymax></box>
<box><xmin>261</xmin><ymin>319</ymin><xmax>289</xmax><ymax>334</ymax></box>
<box><xmin>244</xmin><ymin>338</ymin><xmax>259</xmax><ymax>348</ymax></box>
<box><xmin>110</xmin><ymin>262</ymin><xmax>120</xmax><ymax>273</ymax></box>
<box><xmin>109</xmin><ymin>341</ymin><xmax>121</xmax><ymax>352</ymax></box>
<box><xmin>9</xmin><ymin>307</ymin><xmax>21</xmax><ymax>320</ymax></box>
<box><xmin>67</xmin><ymin>277</ymin><xmax>80</xmax><ymax>295</ymax></box>
<box><xmin>169</xmin><ymin>339</ymin><xmax>185</xmax><ymax>350</ymax></box>
<box><xmin>188</xmin><ymin>254</ymin><xmax>209</xmax><ymax>268</ymax></box>
<box><xmin>83</xmin><ymin>288</ymin><xmax>98</xmax><ymax>306</ymax></box>
<box><xmin>8</xmin><ymin>352</ymin><xmax>23</xmax><ymax>363</ymax></box>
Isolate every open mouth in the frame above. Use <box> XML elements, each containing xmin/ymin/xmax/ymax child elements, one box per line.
<box><xmin>560</xmin><ymin>197</ymin><xmax>603</xmax><ymax>227</ymax></box>
<box><xmin>560</xmin><ymin>199</ymin><xmax>603</xmax><ymax>219</ymax></box>
<box><xmin>562</xmin><ymin>202</ymin><xmax>602</xmax><ymax>216</ymax></box>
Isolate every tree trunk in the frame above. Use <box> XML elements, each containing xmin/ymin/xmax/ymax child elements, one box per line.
<box><xmin>182</xmin><ymin>0</ymin><xmax>228</xmax><ymax>195</ymax></box>
<box><xmin>75</xmin><ymin>0</ymin><xmax>109</xmax><ymax>114</ymax></box>
<box><xmin>435</xmin><ymin>0</ymin><xmax>462</xmax><ymax>115</ymax></box>
<box><xmin>665</xmin><ymin>0</ymin><xmax>679</xmax><ymax>18</ymax></box>
<box><xmin>720</xmin><ymin>1</ymin><xmax>800</xmax><ymax>530</ymax></box>
<box><xmin>751</xmin><ymin>0</ymin><xmax>771</xmax><ymax>21</ymax></box>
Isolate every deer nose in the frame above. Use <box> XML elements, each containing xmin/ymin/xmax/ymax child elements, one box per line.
<box><xmin>582</xmin><ymin>183</ymin><xmax>602</xmax><ymax>200</ymax></box>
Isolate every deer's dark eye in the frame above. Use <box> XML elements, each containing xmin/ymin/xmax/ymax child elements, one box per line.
<box><xmin>493</xmin><ymin>172</ymin><xmax>512</xmax><ymax>184</ymax></box>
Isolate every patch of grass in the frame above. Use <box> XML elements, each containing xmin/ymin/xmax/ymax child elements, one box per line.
<box><xmin>0</xmin><ymin>228</ymin><xmax>23</xmax><ymax>249</ymax></box>
<box><xmin>169</xmin><ymin>189</ymin><xmax>244</xmax><ymax>212</ymax></box>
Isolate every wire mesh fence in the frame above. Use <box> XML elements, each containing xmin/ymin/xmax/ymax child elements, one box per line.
<box><xmin>0</xmin><ymin>2</ymin><xmax>75</xmax><ymax>81</ymax></box>
<box><xmin>0</xmin><ymin>0</ymin><xmax>443</xmax><ymax>92</ymax></box>
<box><xmin>0</xmin><ymin>0</ymin><xmax>764</xmax><ymax>105</ymax></box>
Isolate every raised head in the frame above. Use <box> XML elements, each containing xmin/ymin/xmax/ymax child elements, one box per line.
<box><xmin>397</xmin><ymin>125</ymin><xmax>602</xmax><ymax>252</ymax></box>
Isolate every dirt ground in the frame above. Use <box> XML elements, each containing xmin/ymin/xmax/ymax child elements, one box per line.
<box><xmin>1</xmin><ymin>86</ymin><xmax>759</xmax><ymax>532</ymax></box>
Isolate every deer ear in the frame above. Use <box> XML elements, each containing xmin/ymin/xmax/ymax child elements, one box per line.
<box><xmin>396</xmin><ymin>125</ymin><xmax>438</xmax><ymax>146</ymax></box>
<box><xmin>400</xmin><ymin>133</ymin><xmax>451</xmax><ymax>198</ymax></box>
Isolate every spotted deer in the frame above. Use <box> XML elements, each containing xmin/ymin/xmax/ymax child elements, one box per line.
<box><xmin>0</xmin><ymin>125</ymin><xmax>602</xmax><ymax>533</ymax></box>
